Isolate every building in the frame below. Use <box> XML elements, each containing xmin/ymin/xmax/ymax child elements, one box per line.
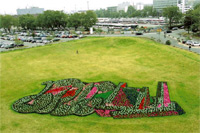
<box><xmin>135</xmin><ymin>3</ymin><xmax>144</xmax><ymax>10</ymax></box>
<box><xmin>153</xmin><ymin>0</ymin><xmax>196</xmax><ymax>13</ymax></box>
<box><xmin>153</xmin><ymin>0</ymin><xmax>178</xmax><ymax>12</ymax></box>
<box><xmin>17</xmin><ymin>7</ymin><xmax>44</xmax><ymax>15</ymax></box>
<box><xmin>177</xmin><ymin>0</ymin><xmax>192</xmax><ymax>13</ymax></box>
<box><xmin>188</xmin><ymin>0</ymin><xmax>200</xmax><ymax>7</ymax></box>
<box><xmin>117</xmin><ymin>2</ymin><xmax>132</xmax><ymax>12</ymax></box>
<box><xmin>107</xmin><ymin>6</ymin><xmax>117</xmax><ymax>12</ymax></box>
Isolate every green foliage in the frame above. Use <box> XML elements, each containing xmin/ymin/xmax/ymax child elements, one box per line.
<box><xmin>15</xmin><ymin>40</ymin><xmax>24</xmax><ymax>46</ymax></box>
<box><xmin>94</xmin><ymin>91</ymin><xmax>113</xmax><ymax>99</ymax></box>
<box><xmin>67</xmin><ymin>13</ymin><xmax>83</xmax><ymax>30</ymax></box>
<box><xmin>82</xmin><ymin>11</ymin><xmax>97</xmax><ymax>30</ymax></box>
<box><xmin>163</xmin><ymin>6</ymin><xmax>182</xmax><ymax>28</ymax></box>
<box><xmin>95</xmin><ymin>28</ymin><xmax>103</xmax><ymax>35</ymax></box>
<box><xmin>1</xmin><ymin>15</ymin><xmax>16</xmax><ymax>32</ymax></box>
<box><xmin>19</xmin><ymin>14</ymin><xmax>36</xmax><ymax>30</ymax></box>
<box><xmin>36</xmin><ymin>10</ymin><xmax>68</xmax><ymax>30</ymax></box>
<box><xmin>184</xmin><ymin>5</ymin><xmax>200</xmax><ymax>33</ymax></box>
<box><xmin>95</xmin><ymin>6</ymin><xmax>158</xmax><ymax>18</ymax></box>
<box><xmin>67</xmin><ymin>11</ymin><xmax>97</xmax><ymax>31</ymax></box>
<box><xmin>126</xmin><ymin>6</ymin><xmax>136</xmax><ymax>17</ymax></box>
<box><xmin>166</xmin><ymin>40</ymin><xmax>171</xmax><ymax>45</ymax></box>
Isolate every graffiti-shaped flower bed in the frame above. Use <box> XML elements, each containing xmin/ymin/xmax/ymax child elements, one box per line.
<box><xmin>12</xmin><ymin>78</ymin><xmax>185</xmax><ymax>118</ymax></box>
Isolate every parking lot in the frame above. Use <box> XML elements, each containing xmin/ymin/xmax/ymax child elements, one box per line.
<box><xmin>0</xmin><ymin>31</ymin><xmax>85</xmax><ymax>52</ymax></box>
<box><xmin>0</xmin><ymin>38</ymin><xmax>78</xmax><ymax>52</ymax></box>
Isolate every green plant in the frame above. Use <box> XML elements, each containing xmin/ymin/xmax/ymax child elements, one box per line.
<box><xmin>166</xmin><ymin>40</ymin><xmax>171</xmax><ymax>45</ymax></box>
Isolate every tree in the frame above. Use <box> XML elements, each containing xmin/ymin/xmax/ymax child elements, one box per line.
<box><xmin>192</xmin><ymin>4</ymin><xmax>200</xmax><ymax>33</ymax></box>
<box><xmin>1</xmin><ymin>15</ymin><xmax>15</xmax><ymax>32</ymax></box>
<box><xmin>82</xmin><ymin>11</ymin><xmax>97</xmax><ymax>30</ymax></box>
<box><xmin>163</xmin><ymin>6</ymin><xmax>182</xmax><ymax>28</ymax></box>
<box><xmin>127</xmin><ymin>6</ymin><xmax>136</xmax><ymax>17</ymax></box>
<box><xmin>67</xmin><ymin>13</ymin><xmax>82</xmax><ymax>30</ymax></box>
<box><xmin>36</xmin><ymin>10</ymin><xmax>68</xmax><ymax>30</ymax></box>
<box><xmin>0</xmin><ymin>15</ymin><xmax>2</xmax><ymax>29</ymax></box>
<box><xmin>36</xmin><ymin>14</ymin><xmax>45</xmax><ymax>30</ymax></box>
<box><xmin>184</xmin><ymin>3</ymin><xmax>200</xmax><ymax>34</ymax></box>
<box><xmin>19</xmin><ymin>14</ymin><xmax>36</xmax><ymax>30</ymax></box>
<box><xmin>184</xmin><ymin>10</ymin><xmax>194</xmax><ymax>34</ymax></box>
<box><xmin>67</xmin><ymin>11</ymin><xmax>97</xmax><ymax>31</ymax></box>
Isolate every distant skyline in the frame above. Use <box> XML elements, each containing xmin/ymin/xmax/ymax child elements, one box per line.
<box><xmin>0</xmin><ymin>0</ymin><xmax>153</xmax><ymax>15</ymax></box>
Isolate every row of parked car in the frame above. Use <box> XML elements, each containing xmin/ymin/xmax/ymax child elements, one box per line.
<box><xmin>1</xmin><ymin>36</ymin><xmax>60</xmax><ymax>44</ymax></box>
<box><xmin>0</xmin><ymin>42</ymin><xmax>24</xmax><ymax>49</ymax></box>
<box><xmin>183</xmin><ymin>40</ymin><xmax>200</xmax><ymax>46</ymax></box>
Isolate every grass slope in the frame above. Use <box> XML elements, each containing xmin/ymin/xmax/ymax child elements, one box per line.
<box><xmin>0</xmin><ymin>37</ymin><xmax>199</xmax><ymax>132</ymax></box>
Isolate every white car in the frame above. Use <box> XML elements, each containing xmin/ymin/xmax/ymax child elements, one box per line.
<box><xmin>186</xmin><ymin>40</ymin><xmax>193</xmax><ymax>45</ymax></box>
<box><xmin>191</xmin><ymin>41</ymin><xmax>200</xmax><ymax>46</ymax></box>
<box><xmin>42</xmin><ymin>40</ymin><xmax>51</xmax><ymax>44</ymax></box>
<box><xmin>1</xmin><ymin>44</ymin><xmax>8</xmax><ymax>48</ymax></box>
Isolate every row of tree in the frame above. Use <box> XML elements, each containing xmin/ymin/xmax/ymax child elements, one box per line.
<box><xmin>184</xmin><ymin>4</ymin><xmax>200</xmax><ymax>33</ymax></box>
<box><xmin>0</xmin><ymin>10</ymin><xmax>97</xmax><ymax>32</ymax></box>
<box><xmin>162</xmin><ymin>3</ymin><xmax>200</xmax><ymax>33</ymax></box>
<box><xmin>95</xmin><ymin>6</ymin><xmax>158</xmax><ymax>18</ymax></box>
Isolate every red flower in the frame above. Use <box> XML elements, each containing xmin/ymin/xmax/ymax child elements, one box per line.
<box><xmin>138</xmin><ymin>97</ymin><xmax>145</xmax><ymax>109</ymax></box>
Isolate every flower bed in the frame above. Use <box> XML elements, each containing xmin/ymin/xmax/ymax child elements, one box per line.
<box><xmin>12</xmin><ymin>79</ymin><xmax>185</xmax><ymax>118</ymax></box>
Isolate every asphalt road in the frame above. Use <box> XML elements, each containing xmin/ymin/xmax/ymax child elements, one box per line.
<box><xmin>142</xmin><ymin>30</ymin><xmax>200</xmax><ymax>54</ymax></box>
<box><xmin>87</xmin><ymin>30</ymin><xmax>200</xmax><ymax>54</ymax></box>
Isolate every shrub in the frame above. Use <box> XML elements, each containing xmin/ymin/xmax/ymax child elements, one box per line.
<box><xmin>166</xmin><ymin>40</ymin><xmax>171</xmax><ymax>45</ymax></box>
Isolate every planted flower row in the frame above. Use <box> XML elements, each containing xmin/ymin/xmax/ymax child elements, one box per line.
<box><xmin>12</xmin><ymin>79</ymin><xmax>185</xmax><ymax>118</ymax></box>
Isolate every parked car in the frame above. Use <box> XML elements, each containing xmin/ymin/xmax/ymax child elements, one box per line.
<box><xmin>31</xmin><ymin>39</ymin><xmax>36</xmax><ymax>43</ymax></box>
<box><xmin>1</xmin><ymin>44</ymin><xmax>8</xmax><ymax>48</ymax></box>
<box><xmin>61</xmin><ymin>34</ymin><xmax>68</xmax><ymax>38</ymax></box>
<box><xmin>79</xmin><ymin>35</ymin><xmax>85</xmax><ymax>38</ymax></box>
<box><xmin>36</xmin><ymin>40</ymin><xmax>43</xmax><ymax>43</ymax></box>
<box><xmin>33</xmin><ymin>37</ymin><xmax>42</xmax><ymax>43</ymax></box>
<box><xmin>0</xmin><ymin>42</ymin><xmax>6</xmax><ymax>47</ymax></box>
<box><xmin>172</xmin><ymin>27</ymin><xmax>178</xmax><ymax>30</ymax></box>
<box><xmin>186</xmin><ymin>40</ymin><xmax>193</xmax><ymax>45</ymax></box>
<box><xmin>166</xmin><ymin>30</ymin><xmax>172</xmax><ymax>33</ymax></box>
<box><xmin>27</xmin><ymin>37</ymin><xmax>33</xmax><ymax>42</ymax></box>
<box><xmin>68</xmin><ymin>34</ymin><xmax>74</xmax><ymax>38</ymax></box>
<box><xmin>182</xmin><ymin>40</ymin><xmax>187</xmax><ymax>44</ymax></box>
<box><xmin>5</xmin><ymin>43</ymin><xmax>15</xmax><ymax>49</ymax></box>
<box><xmin>52</xmin><ymin>38</ymin><xmax>60</xmax><ymax>42</ymax></box>
<box><xmin>191</xmin><ymin>41</ymin><xmax>200</xmax><ymax>46</ymax></box>
<box><xmin>42</xmin><ymin>40</ymin><xmax>51</xmax><ymax>44</ymax></box>
<box><xmin>16</xmin><ymin>44</ymin><xmax>24</xmax><ymax>47</ymax></box>
<box><xmin>135</xmin><ymin>32</ymin><xmax>143</xmax><ymax>35</ymax></box>
<box><xmin>73</xmin><ymin>34</ymin><xmax>78</xmax><ymax>38</ymax></box>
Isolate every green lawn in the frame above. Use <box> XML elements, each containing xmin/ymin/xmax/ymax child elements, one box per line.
<box><xmin>0</xmin><ymin>37</ymin><xmax>199</xmax><ymax>132</ymax></box>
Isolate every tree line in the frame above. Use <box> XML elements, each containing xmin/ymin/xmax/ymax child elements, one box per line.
<box><xmin>0</xmin><ymin>10</ymin><xmax>97</xmax><ymax>32</ymax></box>
<box><xmin>95</xmin><ymin>6</ymin><xmax>158</xmax><ymax>18</ymax></box>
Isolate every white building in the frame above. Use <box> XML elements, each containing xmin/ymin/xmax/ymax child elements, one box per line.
<box><xmin>135</xmin><ymin>3</ymin><xmax>144</xmax><ymax>10</ymax></box>
<box><xmin>177</xmin><ymin>0</ymin><xmax>192</xmax><ymax>13</ymax></box>
<box><xmin>117</xmin><ymin>2</ymin><xmax>132</xmax><ymax>12</ymax></box>
<box><xmin>153</xmin><ymin>0</ymin><xmax>195</xmax><ymax>13</ymax></box>
<box><xmin>17</xmin><ymin>7</ymin><xmax>44</xmax><ymax>15</ymax></box>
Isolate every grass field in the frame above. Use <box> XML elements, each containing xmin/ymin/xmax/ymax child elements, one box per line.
<box><xmin>0</xmin><ymin>37</ymin><xmax>200</xmax><ymax>132</ymax></box>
